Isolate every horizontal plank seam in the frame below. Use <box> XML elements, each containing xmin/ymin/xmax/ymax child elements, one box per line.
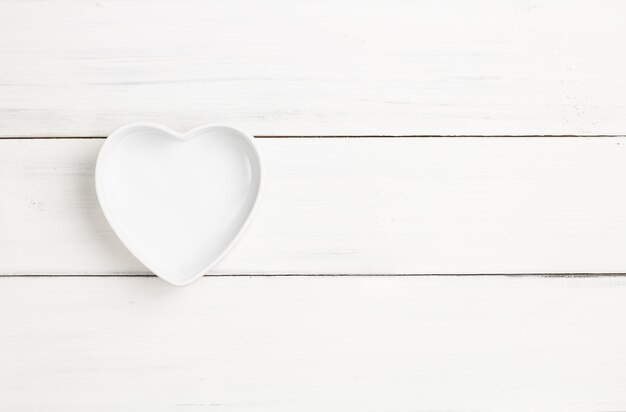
<box><xmin>1</xmin><ymin>135</ymin><xmax>626</xmax><ymax>140</ymax></box>
<box><xmin>2</xmin><ymin>273</ymin><xmax>626</xmax><ymax>278</ymax></box>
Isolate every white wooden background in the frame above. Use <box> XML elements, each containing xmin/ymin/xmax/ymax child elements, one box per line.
<box><xmin>2</xmin><ymin>0</ymin><xmax>626</xmax><ymax>410</ymax></box>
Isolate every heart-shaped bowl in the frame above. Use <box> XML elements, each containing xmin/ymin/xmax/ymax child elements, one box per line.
<box><xmin>95</xmin><ymin>122</ymin><xmax>263</xmax><ymax>286</ymax></box>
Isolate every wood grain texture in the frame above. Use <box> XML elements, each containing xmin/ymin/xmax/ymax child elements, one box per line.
<box><xmin>1</xmin><ymin>0</ymin><xmax>626</xmax><ymax>137</ymax></box>
<box><xmin>3</xmin><ymin>137</ymin><xmax>626</xmax><ymax>275</ymax></box>
<box><xmin>4</xmin><ymin>1</ymin><xmax>626</xmax><ymax>409</ymax></box>
<box><xmin>1</xmin><ymin>275</ymin><xmax>626</xmax><ymax>411</ymax></box>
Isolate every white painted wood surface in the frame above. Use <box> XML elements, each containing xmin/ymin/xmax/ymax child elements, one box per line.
<box><xmin>4</xmin><ymin>137</ymin><xmax>626</xmax><ymax>275</ymax></box>
<box><xmin>3</xmin><ymin>0</ymin><xmax>626</xmax><ymax>409</ymax></box>
<box><xmin>2</xmin><ymin>276</ymin><xmax>626</xmax><ymax>411</ymax></box>
<box><xmin>1</xmin><ymin>0</ymin><xmax>626</xmax><ymax>136</ymax></box>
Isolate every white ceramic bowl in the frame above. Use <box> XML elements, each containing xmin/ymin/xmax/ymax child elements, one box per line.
<box><xmin>95</xmin><ymin>122</ymin><xmax>263</xmax><ymax>286</ymax></box>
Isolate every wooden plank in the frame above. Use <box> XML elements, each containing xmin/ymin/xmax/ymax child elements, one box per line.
<box><xmin>1</xmin><ymin>0</ymin><xmax>625</xmax><ymax>137</ymax></box>
<box><xmin>1</xmin><ymin>275</ymin><xmax>625</xmax><ymax>411</ymax></box>
<box><xmin>3</xmin><ymin>137</ymin><xmax>626</xmax><ymax>275</ymax></box>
